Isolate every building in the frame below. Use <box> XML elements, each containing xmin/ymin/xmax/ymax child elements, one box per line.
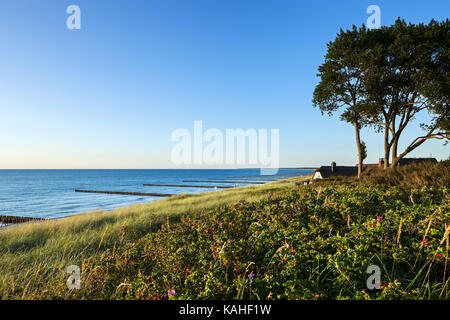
<box><xmin>313</xmin><ymin>157</ymin><xmax>438</xmax><ymax>180</ymax></box>
<box><xmin>312</xmin><ymin>162</ymin><xmax>359</xmax><ymax>180</ymax></box>
<box><xmin>397</xmin><ymin>157</ymin><xmax>437</xmax><ymax>166</ymax></box>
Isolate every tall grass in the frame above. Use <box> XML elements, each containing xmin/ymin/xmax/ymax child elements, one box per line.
<box><xmin>360</xmin><ymin>160</ymin><xmax>450</xmax><ymax>188</ymax></box>
<box><xmin>1</xmin><ymin>160</ymin><xmax>448</xmax><ymax>300</ymax></box>
<box><xmin>0</xmin><ymin>176</ymin><xmax>309</xmax><ymax>299</ymax></box>
<box><xmin>29</xmin><ymin>180</ymin><xmax>450</xmax><ymax>300</ymax></box>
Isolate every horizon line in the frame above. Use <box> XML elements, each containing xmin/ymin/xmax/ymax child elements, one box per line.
<box><xmin>0</xmin><ymin>167</ymin><xmax>317</xmax><ymax>170</ymax></box>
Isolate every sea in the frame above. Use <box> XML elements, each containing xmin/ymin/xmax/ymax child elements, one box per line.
<box><xmin>0</xmin><ymin>169</ymin><xmax>312</xmax><ymax>220</ymax></box>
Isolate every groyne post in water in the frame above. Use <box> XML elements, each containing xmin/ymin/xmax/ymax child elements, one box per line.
<box><xmin>143</xmin><ymin>184</ymin><xmax>233</xmax><ymax>189</ymax></box>
<box><xmin>75</xmin><ymin>190</ymin><xmax>173</xmax><ymax>197</ymax></box>
<box><xmin>182</xmin><ymin>180</ymin><xmax>266</xmax><ymax>184</ymax></box>
<box><xmin>0</xmin><ymin>215</ymin><xmax>47</xmax><ymax>225</ymax></box>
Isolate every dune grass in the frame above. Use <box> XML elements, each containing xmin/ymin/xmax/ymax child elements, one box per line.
<box><xmin>360</xmin><ymin>160</ymin><xmax>450</xmax><ymax>188</ymax></box>
<box><xmin>25</xmin><ymin>175</ymin><xmax>450</xmax><ymax>300</ymax></box>
<box><xmin>2</xmin><ymin>161</ymin><xmax>447</xmax><ymax>300</ymax></box>
<box><xmin>0</xmin><ymin>175</ymin><xmax>310</xmax><ymax>299</ymax></box>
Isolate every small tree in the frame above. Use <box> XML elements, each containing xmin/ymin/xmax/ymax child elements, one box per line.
<box><xmin>313</xmin><ymin>26</ymin><xmax>369</xmax><ymax>178</ymax></box>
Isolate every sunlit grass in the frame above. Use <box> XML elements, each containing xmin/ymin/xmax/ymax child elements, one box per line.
<box><xmin>0</xmin><ymin>176</ymin><xmax>310</xmax><ymax>299</ymax></box>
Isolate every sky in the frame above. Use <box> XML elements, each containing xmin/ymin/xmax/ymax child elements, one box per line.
<box><xmin>0</xmin><ymin>0</ymin><xmax>448</xmax><ymax>169</ymax></box>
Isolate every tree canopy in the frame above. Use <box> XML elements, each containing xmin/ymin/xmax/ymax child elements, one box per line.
<box><xmin>313</xmin><ymin>18</ymin><xmax>449</xmax><ymax>170</ymax></box>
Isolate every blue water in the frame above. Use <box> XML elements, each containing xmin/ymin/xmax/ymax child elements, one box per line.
<box><xmin>0</xmin><ymin>169</ymin><xmax>312</xmax><ymax>220</ymax></box>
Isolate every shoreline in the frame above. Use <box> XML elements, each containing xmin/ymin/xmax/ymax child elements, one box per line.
<box><xmin>0</xmin><ymin>169</ymin><xmax>314</xmax><ymax>225</ymax></box>
<box><xmin>0</xmin><ymin>175</ymin><xmax>310</xmax><ymax>231</ymax></box>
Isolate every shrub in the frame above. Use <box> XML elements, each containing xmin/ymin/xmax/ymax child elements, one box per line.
<box><xmin>33</xmin><ymin>183</ymin><xmax>450</xmax><ymax>300</ymax></box>
<box><xmin>360</xmin><ymin>160</ymin><xmax>450</xmax><ymax>188</ymax></box>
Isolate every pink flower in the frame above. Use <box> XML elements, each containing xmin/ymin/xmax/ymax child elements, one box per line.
<box><xmin>168</xmin><ymin>289</ymin><xmax>176</xmax><ymax>296</ymax></box>
<box><xmin>376</xmin><ymin>216</ymin><xmax>383</xmax><ymax>221</ymax></box>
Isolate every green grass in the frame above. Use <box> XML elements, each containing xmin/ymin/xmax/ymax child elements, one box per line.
<box><xmin>29</xmin><ymin>179</ymin><xmax>450</xmax><ymax>300</ymax></box>
<box><xmin>0</xmin><ymin>175</ymin><xmax>310</xmax><ymax>299</ymax></box>
<box><xmin>2</xmin><ymin>161</ymin><xmax>449</xmax><ymax>300</ymax></box>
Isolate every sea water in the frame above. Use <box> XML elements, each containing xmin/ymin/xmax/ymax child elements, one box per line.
<box><xmin>0</xmin><ymin>169</ymin><xmax>312</xmax><ymax>219</ymax></box>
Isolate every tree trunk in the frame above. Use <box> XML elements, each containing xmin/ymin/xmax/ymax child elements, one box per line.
<box><xmin>391</xmin><ymin>134</ymin><xmax>399</xmax><ymax>167</ymax></box>
<box><xmin>391</xmin><ymin>116</ymin><xmax>406</xmax><ymax>168</ymax></box>
<box><xmin>383</xmin><ymin>126</ymin><xmax>390</xmax><ymax>169</ymax></box>
<box><xmin>354</xmin><ymin>122</ymin><xmax>362</xmax><ymax>178</ymax></box>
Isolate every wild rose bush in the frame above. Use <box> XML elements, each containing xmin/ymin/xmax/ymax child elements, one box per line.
<box><xmin>36</xmin><ymin>184</ymin><xmax>449</xmax><ymax>300</ymax></box>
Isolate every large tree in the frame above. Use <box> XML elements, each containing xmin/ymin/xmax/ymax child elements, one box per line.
<box><xmin>362</xmin><ymin>19</ymin><xmax>449</xmax><ymax>167</ymax></box>
<box><xmin>313</xmin><ymin>26</ymin><xmax>369</xmax><ymax>178</ymax></box>
<box><xmin>314</xmin><ymin>19</ymin><xmax>449</xmax><ymax>171</ymax></box>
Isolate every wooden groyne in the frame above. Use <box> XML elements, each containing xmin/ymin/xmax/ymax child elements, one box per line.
<box><xmin>143</xmin><ymin>184</ymin><xmax>232</xmax><ymax>189</ymax></box>
<box><xmin>75</xmin><ymin>190</ymin><xmax>173</xmax><ymax>197</ymax></box>
<box><xmin>218</xmin><ymin>178</ymin><xmax>279</xmax><ymax>181</ymax></box>
<box><xmin>182</xmin><ymin>180</ymin><xmax>266</xmax><ymax>184</ymax></box>
<box><xmin>279</xmin><ymin>167</ymin><xmax>317</xmax><ymax>170</ymax></box>
<box><xmin>0</xmin><ymin>215</ymin><xmax>46</xmax><ymax>225</ymax></box>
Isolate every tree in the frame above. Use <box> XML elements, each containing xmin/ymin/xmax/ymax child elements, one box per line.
<box><xmin>314</xmin><ymin>19</ymin><xmax>449</xmax><ymax>172</ymax></box>
<box><xmin>362</xmin><ymin>19</ymin><xmax>450</xmax><ymax>167</ymax></box>
<box><xmin>313</xmin><ymin>26</ymin><xmax>369</xmax><ymax>178</ymax></box>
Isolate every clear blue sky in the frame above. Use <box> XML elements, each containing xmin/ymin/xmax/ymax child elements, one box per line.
<box><xmin>0</xmin><ymin>0</ymin><xmax>448</xmax><ymax>169</ymax></box>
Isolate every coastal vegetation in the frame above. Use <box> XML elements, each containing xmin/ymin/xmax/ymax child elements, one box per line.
<box><xmin>359</xmin><ymin>160</ymin><xmax>450</xmax><ymax>187</ymax></box>
<box><xmin>1</xmin><ymin>161</ymin><xmax>448</xmax><ymax>300</ymax></box>
<box><xmin>0</xmin><ymin>176</ymin><xmax>308</xmax><ymax>299</ymax></box>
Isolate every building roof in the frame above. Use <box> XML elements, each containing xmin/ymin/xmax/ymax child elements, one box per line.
<box><xmin>397</xmin><ymin>157</ymin><xmax>437</xmax><ymax>165</ymax></box>
<box><xmin>361</xmin><ymin>164</ymin><xmax>379</xmax><ymax>171</ymax></box>
<box><xmin>314</xmin><ymin>157</ymin><xmax>439</xmax><ymax>180</ymax></box>
<box><xmin>313</xmin><ymin>166</ymin><xmax>359</xmax><ymax>179</ymax></box>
